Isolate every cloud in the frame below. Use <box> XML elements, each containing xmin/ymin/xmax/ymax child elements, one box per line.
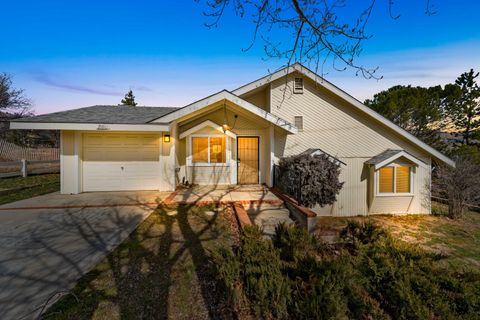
<box><xmin>32</xmin><ymin>72</ymin><xmax>123</xmax><ymax>96</ymax></box>
<box><xmin>132</xmin><ymin>85</ymin><xmax>153</xmax><ymax>92</ymax></box>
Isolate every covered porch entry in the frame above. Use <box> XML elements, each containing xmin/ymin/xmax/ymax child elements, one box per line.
<box><xmin>158</xmin><ymin>91</ymin><xmax>297</xmax><ymax>187</ymax></box>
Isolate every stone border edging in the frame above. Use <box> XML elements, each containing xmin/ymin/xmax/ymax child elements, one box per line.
<box><xmin>232</xmin><ymin>203</ymin><xmax>253</xmax><ymax>229</ymax></box>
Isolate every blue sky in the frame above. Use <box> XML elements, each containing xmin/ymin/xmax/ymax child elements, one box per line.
<box><xmin>1</xmin><ymin>0</ymin><xmax>479</xmax><ymax>114</ymax></box>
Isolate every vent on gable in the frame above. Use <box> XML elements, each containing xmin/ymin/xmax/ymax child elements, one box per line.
<box><xmin>294</xmin><ymin>116</ymin><xmax>303</xmax><ymax>130</ymax></box>
<box><xmin>293</xmin><ymin>77</ymin><xmax>304</xmax><ymax>94</ymax></box>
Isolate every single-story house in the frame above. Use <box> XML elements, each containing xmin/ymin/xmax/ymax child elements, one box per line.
<box><xmin>10</xmin><ymin>63</ymin><xmax>454</xmax><ymax>216</ymax></box>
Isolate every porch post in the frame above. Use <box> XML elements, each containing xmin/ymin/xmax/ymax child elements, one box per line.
<box><xmin>171</xmin><ymin>120</ymin><xmax>178</xmax><ymax>190</ymax></box>
<box><xmin>268</xmin><ymin>125</ymin><xmax>275</xmax><ymax>187</ymax></box>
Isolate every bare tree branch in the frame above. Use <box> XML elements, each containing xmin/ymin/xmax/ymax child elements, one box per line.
<box><xmin>199</xmin><ymin>0</ymin><xmax>436</xmax><ymax>79</ymax></box>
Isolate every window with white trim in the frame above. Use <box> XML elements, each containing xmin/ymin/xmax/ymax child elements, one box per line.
<box><xmin>377</xmin><ymin>164</ymin><xmax>412</xmax><ymax>195</ymax></box>
<box><xmin>191</xmin><ymin>136</ymin><xmax>227</xmax><ymax>164</ymax></box>
<box><xmin>293</xmin><ymin>77</ymin><xmax>304</xmax><ymax>93</ymax></box>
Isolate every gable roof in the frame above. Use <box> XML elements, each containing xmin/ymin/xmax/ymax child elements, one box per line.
<box><xmin>365</xmin><ymin>149</ymin><xmax>426</xmax><ymax>170</ymax></box>
<box><xmin>233</xmin><ymin>63</ymin><xmax>455</xmax><ymax>167</ymax></box>
<box><xmin>179</xmin><ymin>120</ymin><xmax>237</xmax><ymax>139</ymax></box>
<box><xmin>151</xmin><ymin>90</ymin><xmax>298</xmax><ymax>134</ymax></box>
<box><xmin>12</xmin><ymin>105</ymin><xmax>177</xmax><ymax>124</ymax></box>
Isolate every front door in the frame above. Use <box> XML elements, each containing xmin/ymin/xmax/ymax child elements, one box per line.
<box><xmin>237</xmin><ymin>137</ymin><xmax>259</xmax><ymax>184</ymax></box>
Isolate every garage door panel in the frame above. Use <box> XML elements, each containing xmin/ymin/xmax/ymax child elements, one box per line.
<box><xmin>82</xmin><ymin>133</ymin><xmax>161</xmax><ymax>192</ymax></box>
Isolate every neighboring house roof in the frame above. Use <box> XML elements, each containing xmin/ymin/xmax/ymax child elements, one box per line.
<box><xmin>12</xmin><ymin>105</ymin><xmax>177</xmax><ymax>124</ymax></box>
<box><xmin>151</xmin><ymin>90</ymin><xmax>298</xmax><ymax>134</ymax></box>
<box><xmin>365</xmin><ymin>149</ymin><xmax>426</xmax><ymax>170</ymax></box>
<box><xmin>232</xmin><ymin>62</ymin><xmax>455</xmax><ymax>167</ymax></box>
<box><xmin>300</xmin><ymin>148</ymin><xmax>346</xmax><ymax>166</ymax></box>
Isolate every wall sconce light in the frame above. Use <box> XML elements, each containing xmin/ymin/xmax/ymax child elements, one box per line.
<box><xmin>163</xmin><ymin>134</ymin><xmax>171</xmax><ymax>143</ymax></box>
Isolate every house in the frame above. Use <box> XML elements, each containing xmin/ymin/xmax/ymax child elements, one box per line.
<box><xmin>10</xmin><ymin>63</ymin><xmax>454</xmax><ymax>216</ymax></box>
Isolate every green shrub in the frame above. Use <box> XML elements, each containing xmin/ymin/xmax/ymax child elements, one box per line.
<box><xmin>213</xmin><ymin>223</ymin><xmax>480</xmax><ymax>319</ymax></box>
<box><xmin>240</xmin><ymin>225</ymin><xmax>291</xmax><ymax>319</ymax></box>
<box><xmin>340</xmin><ymin>220</ymin><xmax>387</xmax><ymax>247</ymax></box>
<box><xmin>272</xmin><ymin>222</ymin><xmax>322</xmax><ymax>263</ymax></box>
<box><xmin>210</xmin><ymin>245</ymin><xmax>242</xmax><ymax>307</ymax></box>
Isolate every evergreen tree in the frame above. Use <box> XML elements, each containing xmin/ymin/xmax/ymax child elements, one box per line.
<box><xmin>121</xmin><ymin>90</ymin><xmax>137</xmax><ymax>106</ymax></box>
<box><xmin>444</xmin><ymin>69</ymin><xmax>480</xmax><ymax>145</ymax></box>
<box><xmin>365</xmin><ymin>85</ymin><xmax>445</xmax><ymax>149</ymax></box>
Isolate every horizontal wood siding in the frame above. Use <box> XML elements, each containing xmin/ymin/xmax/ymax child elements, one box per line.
<box><xmin>267</xmin><ymin>74</ymin><xmax>432</xmax><ymax>216</ymax></box>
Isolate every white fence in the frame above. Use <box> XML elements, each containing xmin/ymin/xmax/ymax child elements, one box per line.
<box><xmin>0</xmin><ymin>139</ymin><xmax>59</xmax><ymax>161</ymax></box>
<box><xmin>0</xmin><ymin>160</ymin><xmax>60</xmax><ymax>178</ymax></box>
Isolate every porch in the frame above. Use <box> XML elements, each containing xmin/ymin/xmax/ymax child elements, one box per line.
<box><xmin>170</xmin><ymin>185</ymin><xmax>294</xmax><ymax>236</ymax></box>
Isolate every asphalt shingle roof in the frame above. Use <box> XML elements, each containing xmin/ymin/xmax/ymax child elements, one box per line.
<box><xmin>12</xmin><ymin>105</ymin><xmax>177</xmax><ymax>124</ymax></box>
<box><xmin>365</xmin><ymin>149</ymin><xmax>404</xmax><ymax>165</ymax></box>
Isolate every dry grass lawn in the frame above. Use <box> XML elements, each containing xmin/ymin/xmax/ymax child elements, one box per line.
<box><xmin>315</xmin><ymin>203</ymin><xmax>480</xmax><ymax>270</ymax></box>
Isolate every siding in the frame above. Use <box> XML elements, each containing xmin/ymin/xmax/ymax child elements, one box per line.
<box><xmin>242</xmin><ymin>88</ymin><xmax>269</xmax><ymax>111</ymax></box>
<box><xmin>266</xmin><ymin>74</ymin><xmax>432</xmax><ymax>216</ymax></box>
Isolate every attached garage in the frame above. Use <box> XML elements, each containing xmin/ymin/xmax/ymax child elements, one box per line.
<box><xmin>82</xmin><ymin>133</ymin><xmax>161</xmax><ymax>192</ymax></box>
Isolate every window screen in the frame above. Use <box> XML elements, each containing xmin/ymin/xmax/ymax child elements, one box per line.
<box><xmin>294</xmin><ymin>116</ymin><xmax>303</xmax><ymax>130</ymax></box>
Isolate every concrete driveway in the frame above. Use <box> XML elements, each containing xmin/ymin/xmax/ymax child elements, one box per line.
<box><xmin>0</xmin><ymin>191</ymin><xmax>169</xmax><ymax>320</ymax></box>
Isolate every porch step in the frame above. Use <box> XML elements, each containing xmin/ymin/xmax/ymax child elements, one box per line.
<box><xmin>246</xmin><ymin>204</ymin><xmax>294</xmax><ymax>238</ymax></box>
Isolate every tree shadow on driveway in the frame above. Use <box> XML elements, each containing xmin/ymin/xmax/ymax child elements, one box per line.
<box><xmin>42</xmin><ymin>203</ymin><xmax>235</xmax><ymax>320</ymax></box>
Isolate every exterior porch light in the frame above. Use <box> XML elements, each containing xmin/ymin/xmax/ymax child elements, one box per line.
<box><xmin>222</xmin><ymin>100</ymin><xmax>238</xmax><ymax>133</ymax></box>
<box><xmin>163</xmin><ymin>134</ymin><xmax>171</xmax><ymax>143</ymax></box>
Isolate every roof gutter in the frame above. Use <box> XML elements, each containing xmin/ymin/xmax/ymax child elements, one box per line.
<box><xmin>10</xmin><ymin>122</ymin><xmax>170</xmax><ymax>132</ymax></box>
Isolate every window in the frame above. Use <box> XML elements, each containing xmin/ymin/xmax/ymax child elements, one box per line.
<box><xmin>294</xmin><ymin>116</ymin><xmax>303</xmax><ymax>130</ymax></box>
<box><xmin>210</xmin><ymin>137</ymin><xmax>226</xmax><ymax>163</ymax></box>
<box><xmin>378</xmin><ymin>165</ymin><xmax>411</xmax><ymax>194</ymax></box>
<box><xmin>192</xmin><ymin>137</ymin><xmax>209</xmax><ymax>163</ymax></box>
<box><xmin>294</xmin><ymin>77</ymin><xmax>304</xmax><ymax>93</ymax></box>
<box><xmin>191</xmin><ymin>136</ymin><xmax>226</xmax><ymax>164</ymax></box>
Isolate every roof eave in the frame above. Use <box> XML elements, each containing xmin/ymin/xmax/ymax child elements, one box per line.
<box><xmin>10</xmin><ymin>121</ymin><xmax>170</xmax><ymax>132</ymax></box>
<box><xmin>151</xmin><ymin>90</ymin><xmax>298</xmax><ymax>134</ymax></box>
<box><xmin>233</xmin><ymin>63</ymin><xmax>455</xmax><ymax>167</ymax></box>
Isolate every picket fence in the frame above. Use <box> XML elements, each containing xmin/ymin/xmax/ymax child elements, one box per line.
<box><xmin>0</xmin><ymin>139</ymin><xmax>59</xmax><ymax>161</ymax></box>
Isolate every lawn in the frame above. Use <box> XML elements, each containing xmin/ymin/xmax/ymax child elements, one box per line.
<box><xmin>0</xmin><ymin>174</ymin><xmax>60</xmax><ymax>205</ymax></box>
<box><xmin>315</xmin><ymin>203</ymin><xmax>480</xmax><ymax>270</ymax></box>
<box><xmin>43</xmin><ymin>203</ymin><xmax>237</xmax><ymax>320</ymax></box>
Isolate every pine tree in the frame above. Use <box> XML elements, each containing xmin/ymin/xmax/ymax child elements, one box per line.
<box><xmin>120</xmin><ymin>90</ymin><xmax>137</xmax><ymax>106</ymax></box>
<box><xmin>445</xmin><ymin>69</ymin><xmax>480</xmax><ymax>145</ymax></box>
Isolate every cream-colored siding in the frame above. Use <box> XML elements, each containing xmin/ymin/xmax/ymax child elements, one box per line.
<box><xmin>242</xmin><ymin>88</ymin><xmax>269</xmax><ymax>112</ymax></box>
<box><xmin>264</xmin><ymin>73</ymin><xmax>432</xmax><ymax>216</ymax></box>
<box><xmin>60</xmin><ymin>131</ymin><xmax>79</xmax><ymax>194</ymax></box>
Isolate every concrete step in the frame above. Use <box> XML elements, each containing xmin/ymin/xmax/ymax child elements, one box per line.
<box><xmin>247</xmin><ymin>205</ymin><xmax>294</xmax><ymax>238</ymax></box>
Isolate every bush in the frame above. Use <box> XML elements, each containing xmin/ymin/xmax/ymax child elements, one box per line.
<box><xmin>212</xmin><ymin>223</ymin><xmax>480</xmax><ymax>319</ymax></box>
<box><xmin>278</xmin><ymin>153</ymin><xmax>344</xmax><ymax>208</ymax></box>
<box><xmin>340</xmin><ymin>220</ymin><xmax>388</xmax><ymax>248</ymax></box>
<box><xmin>272</xmin><ymin>222</ymin><xmax>322</xmax><ymax>263</ymax></box>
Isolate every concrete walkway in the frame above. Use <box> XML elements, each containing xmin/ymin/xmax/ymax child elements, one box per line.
<box><xmin>172</xmin><ymin>185</ymin><xmax>294</xmax><ymax>236</ymax></box>
<box><xmin>0</xmin><ymin>191</ymin><xmax>169</xmax><ymax>320</ymax></box>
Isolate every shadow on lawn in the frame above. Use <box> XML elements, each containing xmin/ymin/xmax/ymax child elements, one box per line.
<box><xmin>40</xmin><ymin>198</ymin><xmax>234</xmax><ymax>319</ymax></box>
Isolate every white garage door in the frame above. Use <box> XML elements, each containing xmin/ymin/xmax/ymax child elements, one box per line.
<box><xmin>82</xmin><ymin>133</ymin><xmax>161</xmax><ymax>192</ymax></box>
